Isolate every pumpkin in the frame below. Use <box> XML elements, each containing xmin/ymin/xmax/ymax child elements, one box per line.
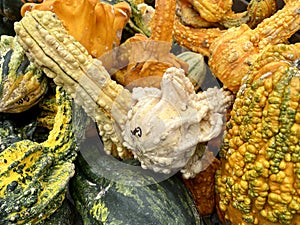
<box><xmin>70</xmin><ymin>138</ymin><xmax>203</xmax><ymax>225</ymax></box>
<box><xmin>215</xmin><ymin>43</ymin><xmax>300</xmax><ymax>225</ymax></box>
<box><xmin>0</xmin><ymin>86</ymin><xmax>87</xmax><ymax>224</ymax></box>
<box><xmin>0</xmin><ymin>35</ymin><xmax>48</xmax><ymax>113</ymax></box>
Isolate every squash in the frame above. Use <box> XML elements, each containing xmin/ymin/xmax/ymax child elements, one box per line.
<box><xmin>0</xmin><ymin>111</ymin><xmax>37</xmax><ymax>153</ymax></box>
<box><xmin>70</xmin><ymin>138</ymin><xmax>203</xmax><ymax>225</ymax></box>
<box><xmin>20</xmin><ymin>0</ymin><xmax>131</xmax><ymax>58</ymax></box>
<box><xmin>215</xmin><ymin>43</ymin><xmax>300</xmax><ymax>225</ymax></box>
<box><xmin>103</xmin><ymin>0</ymin><xmax>153</xmax><ymax>40</ymax></box>
<box><xmin>41</xmin><ymin>198</ymin><xmax>79</xmax><ymax>225</ymax></box>
<box><xmin>176</xmin><ymin>51</ymin><xmax>207</xmax><ymax>92</ymax></box>
<box><xmin>0</xmin><ymin>35</ymin><xmax>48</xmax><ymax>113</ymax></box>
<box><xmin>183</xmin><ymin>149</ymin><xmax>220</xmax><ymax>216</ymax></box>
<box><xmin>0</xmin><ymin>86</ymin><xmax>87</xmax><ymax>224</ymax></box>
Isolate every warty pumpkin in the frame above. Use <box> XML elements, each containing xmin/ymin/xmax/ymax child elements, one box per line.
<box><xmin>215</xmin><ymin>43</ymin><xmax>300</xmax><ymax>225</ymax></box>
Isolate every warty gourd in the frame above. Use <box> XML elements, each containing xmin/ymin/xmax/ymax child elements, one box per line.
<box><xmin>216</xmin><ymin>43</ymin><xmax>300</xmax><ymax>225</ymax></box>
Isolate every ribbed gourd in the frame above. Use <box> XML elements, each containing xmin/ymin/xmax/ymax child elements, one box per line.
<box><xmin>70</xmin><ymin>140</ymin><xmax>203</xmax><ymax>225</ymax></box>
<box><xmin>176</xmin><ymin>51</ymin><xmax>207</xmax><ymax>92</ymax></box>
<box><xmin>0</xmin><ymin>86</ymin><xmax>87</xmax><ymax>224</ymax></box>
<box><xmin>215</xmin><ymin>43</ymin><xmax>300</xmax><ymax>225</ymax></box>
<box><xmin>0</xmin><ymin>35</ymin><xmax>48</xmax><ymax>113</ymax></box>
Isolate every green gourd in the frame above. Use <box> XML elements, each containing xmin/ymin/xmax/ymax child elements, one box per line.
<box><xmin>0</xmin><ymin>86</ymin><xmax>87</xmax><ymax>224</ymax></box>
<box><xmin>0</xmin><ymin>35</ymin><xmax>48</xmax><ymax>113</ymax></box>
<box><xmin>177</xmin><ymin>51</ymin><xmax>207</xmax><ymax>92</ymax></box>
<box><xmin>70</xmin><ymin>139</ymin><xmax>203</xmax><ymax>225</ymax></box>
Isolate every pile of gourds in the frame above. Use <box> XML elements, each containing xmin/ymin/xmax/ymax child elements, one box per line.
<box><xmin>1</xmin><ymin>0</ymin><xmax>300</xmax><ymax>225</ymax></box>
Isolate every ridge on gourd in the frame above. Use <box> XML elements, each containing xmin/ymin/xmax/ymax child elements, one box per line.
<box><xmin>208</xmin><ymin>0</ymin><xmax>300</xmax><ymax>92</ymax></box>
<box><xmin>14</xmin><ymin>10</ymin><xmax>233</xmax><ymax>178</ymax></box>
<box><xmin>216</xmin><ymin>43</ymin><xmax>300</xmax><ymax>225</ymax></box>
<box><xmin>14</xmin><ymin>10</ymin><xmax>133</xmax><ymax>159</ymax></box>
<box><xmin>0</xmin><ymin>86</ymin><xmax>82</xmax><ymax>224</ymax></box>
<box><xmin>0</xmin><ymin>35</ymin><xmax>48</xmax><ymax>113</ymax></box>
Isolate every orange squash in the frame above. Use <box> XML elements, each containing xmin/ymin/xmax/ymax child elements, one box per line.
<box><xmin>21</xmin><ymin>0</ymin><xmax>131</xmax><ymax>58</ymax></box>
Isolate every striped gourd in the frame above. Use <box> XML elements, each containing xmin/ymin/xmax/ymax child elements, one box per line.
<box><xmin>0</xmin><ymin>86</ymin><xmax>86</xmax><ymax>224</ymax></box>
<box><xmin>0</xmin><ymin>35</ymin><xmax>48</xmax><ymax>113</ymax></box>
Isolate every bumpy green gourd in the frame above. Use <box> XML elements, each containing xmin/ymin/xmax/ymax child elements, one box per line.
<box><xmin>0</xmin><ymin>113</ymin><xmax>37</xmax><ymax>153</ymax></box>
<box><xmin>216</xmin><ymin>43</ymin><xmax>300</xmax><ymax>225</ymax></box>
<box><xmin>0</xmin><ymin>35</ymin><xmax>48</xmax><ymax>113</ymax></box>
<box><xmin>0</xmin><ymin>86</ymin><xmax>86</xmax><ymax>224</ymax></box>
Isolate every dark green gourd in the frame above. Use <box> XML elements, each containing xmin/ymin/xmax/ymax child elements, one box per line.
<box><xmin>70</xmin><ymin>139</ymin><xmax>203</xmax><ymax>225</ymax></box>
<box><xmin>0</xmin><ymin>86</ymin><xmax>88</xmax><ymax>224</ymax></box>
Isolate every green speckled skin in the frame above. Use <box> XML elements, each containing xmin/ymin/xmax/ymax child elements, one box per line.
<box><xmin>70</xmin><ymin>143</ymin><xmax>203</xmax><ymax>225</ymax></box>
<box><xmin>0</xmin><ymin>87</ymin><xmax>87</xmax><ymax>224</ymax></box>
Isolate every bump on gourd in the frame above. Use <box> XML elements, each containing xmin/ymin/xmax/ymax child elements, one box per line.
<box><xmin>216</xmin><ymin>43</ymin><xmax>300</xmax><ymax>225</ymax></box>
<box><xmin>0</xmin><ymin>86</ymin><xmax>88</xmax><ymax>224</ymax></box>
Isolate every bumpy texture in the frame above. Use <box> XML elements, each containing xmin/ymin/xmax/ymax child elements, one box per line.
<box><xmin>215</xmin><ymin>43</ymin><xmax>300</xmax><ymax>225</ymax></box>
<box><xmin>15</xmin><ymin>10</ymin><xmax>133</xmax><ymax>158</ymax></box>
<box><xmin>0</xmin><ymin>86</ymin><xmax>80</xmax><ymax>224</ymax></box>
<box><xmin>15</xmin><ymin>10</ymin><xmax>232</xmax><ymax>178</ymax></box>
<box><xmin>0</xmin><ymin>35</ymin><xmax>48</xmax><ymax>113</ymax></box>
<box><xmin>123</xmin><ymin>67</ymin><xmax>233</xmax><ymax>178</ymax></box>
<box><xmin>173</xmin><ymin>0</ymin><xmax>277</xmax><ymax>57</ymax></box>
<box><xmin>209</xmin><ymin>1</ymin><xmax>300</xmax><ymax>92</ymax></box>
<box><xmin>21</xmin><ymin>0</ymin><xmax>131</xmax><ymax>58</ymax></box>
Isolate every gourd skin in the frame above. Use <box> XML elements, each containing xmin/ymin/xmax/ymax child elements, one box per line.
<box><xmin>215</xmin><ymin>43</ymin><xmax>300</xmax><ymax>225</ymax></box>
<box><xmin>176</xmin><ymin>51</ymin><xmax>207</xmax><ymax>92</ymax></box>
<box><xmin>15</xmin><ymin>10</ymin><xmax>133</xmax><ymax>159</ymax></box>
<box><xmin>0</xmin><ymin>35</ymin><xmax>48</xmax><ymax>113</ymax></box>
<box><xmin>0</xmin><ymin>87</ymin><xmax>85</xmax><ymax>224</ymax></box>
<box><xmin>20</xmin><ymin>0</ymin><xmax>131</xmax><ymax>58</ymax></box>
<box><xmin>70</xmin><ymin>148</ymin><xmax>202</xmax><ymax>225</ymax></box>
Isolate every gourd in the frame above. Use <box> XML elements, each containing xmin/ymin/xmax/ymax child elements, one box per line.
<box><xmin>0</xmin><ymin>112</ymin><xmax>37</xmax><ymax>153</ymax></box>
<box><xmin>0</xmin><ymin>35</ymin><xmax>48</xmax><ymax>113</ymax></box>
<box><xmin>41</xmin><ymin>199</ymin><xmax>78</xmax><ymax>225</ymax></box>
<box><xmin>70</xmin><ymin>140</ymin><xmax>203</xmax><ymax>225</ymax></box>
<box><xmin>215</xmin><ymin>43</ymin><xmax>300</xmax><ymax>225</ymax></box>
<box><xmin>105</xmin><ymin>0</ymin><xmax>152</xmax><ymax>40</ymax></box>
<box><xmin>176</xmin><ymin>51</ymin><xmax>207</xmax><ymax>92</ymax></box>
<box><xmin>0</xmin><ymin>86</ymin><xmax>87</xmax><ymax>224</ymax></box>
